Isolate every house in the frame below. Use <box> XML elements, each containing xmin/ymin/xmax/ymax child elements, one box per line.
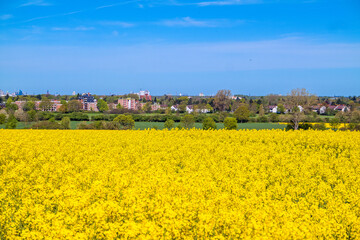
<box><xmin>196</xmin><ymin>108</ymin><xmax>210</xmax><ymax>114</ymax></box>
<box><xmin>14</xmin><ymin>101</ymin><xmax>27</xmax><ymax>109</ymax></box>
<box><xmin>151</xmin><ymin>103</ymin><xmax>161</xmax><ymax>111</ymax></box>
<box><xmin>118</xmin><ymin>98</ymin><xmax>138</xmax><ymax>110</ymax></box>
<box><xmin>298</xmin><ymin>105</ymin><xmax>304</xmax><ymax>112</ymax></box>
<box><xmin>79</xmin><ymin>93</ymin><xmax>98</xmax><ymax>111</ymax></box>
<box><xmin>268</xmin><ymin>105</ymin><xmax>278</xmax><ymax>113</ymax></box>
<box><xmin>186</xmin><ymin>105</ymin><xmax>193</xmax><ymax>114</ymax></box>
<box><xmin>319</xmin><ymin>106</ymin><xmax>327</xmax><ymax>114</ymax></box>
<box><xmin>171</xmin><ymin>105</ymin><xmax>178</xmax><ymax>111</ymax></box>
<box><xmin>335</xmin><ymin>105</ymin><xmax>350</xmax><ymax>112</ymax></box>
<box><xmin>137</xmin><ymin>90</ymin><xmax>152</xmax><ymax>101</ymax></box>
<box><xmin>34</xmin><ymin>100</ymin><xmax>62</xmax><ymax>112</ymax></box>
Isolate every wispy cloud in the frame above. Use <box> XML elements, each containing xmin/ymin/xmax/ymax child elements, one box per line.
<box><xmin>20</xmin><ymin>0</ymin><xmax>52</xmax><ymax>7</ymax></box>
<box><xmin>0</xmin><ymin>14</ymin><xmax>13</xmax><ymax>20</ymax></box>
<box><xmin>16</xmin><ymin>1</ymin><xmax>139</xmax><ymax>24</ymax></box>
<box><xmin>158</xmin><ymin>17</ymin><xmax>215</xmax><ymax>27</ymax></box>
<box><xmin>99</xmin><ymin>21</ymin><xmax>135</xmax><ymax>28</ymax></box>
<box><xmin>51</xmin><ymin>26</ymin><xmax>95</xmax><ymax>31</ymax></box>
<box><xmin>158</xmin><ymin>17</ymin><xmax>244</xmax><ymax>27</ymax></box>
<box><xmin>96</xmin><ymin>0</ymin><xmax>140</xmax><ymax>9</ymax></box>
<box><xmin>196</xmin><ymin>0</ymin><xmax>261</xmax><ymax>6</ymax></box>
<box><xmin>21</xmin><ymin>10</ymin><xmax>84</xmax><ymax>23</ymax></box>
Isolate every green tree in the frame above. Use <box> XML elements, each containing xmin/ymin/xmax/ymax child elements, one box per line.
<box><xmin>59</xmin><ymin>103</ymin><xmax>68</xmax><ymax>113</ymax></box>
<box><xmin>178</xmin><ymin>100</ymin><xmax>188</xmax><ymax>113</ymax></box>
<box><xmin>5</xmin><ymin>98</ymin><xmax>18</xmax><ymax>114</ymax></box>
<box><xmin>258</xmin><ymin>104</ymin><xmax>265</xmax><ymax>117</ymax></box>
<box><xmin>0</xmin><ymin>113</ymin><xmax>6</xmax><ymax>124</ymax></box>
<box><xmin>214</xmin><ymin>89</ymin><xmax>231</xmax><ymax>112</ymax></box>
<box><xmin>165</xmin><ymin>107</ymin><xmax>172</xmax><ymax>115</ymax></box>
<box><xmin>60</xmin><ymin>117</ymin><xmax>71</xmax><ymax>129</ymax></box>
<box><xmin>5</xmin><ymin>115</ymin><xmax>17</xmax><ymax>129</ymax></box>
<box><xmin>269</xmin><ymin>113</ymin><xmax>279</xmax><ymax>122</ymax></box>
<box><xmin>143</xmin><ymin>102</ymin><xmax>152</xmax><ymax>113</ymax></box>
<box><xmin>116</xmin><ymin>103</ymin><xmax>123</xmax><ymax>110</ymax></box>
<box><xmin>180</xmin><ymin>114</ymin><xmax>195</xmax><ymax>129</ymax></box>
<box><xmin>23</xmin><ymin>101</ymin><xmax>36</xmax><ymax>112</ymax></box>
<box><xmin>202</xmin><ymin>117</ymin><xmax>216</xmax><ymax>130</ymax></box>
<box><xmin>224</xmin><ymin>117</ymin><xmax>237</xmax><ymax>130</ymax></box>
<box><xmin>234</xmin><ymin>104</ymin><xmax>250</xmax><ymax>123</ymax></box>
<box><xmin>286</xmin><ymin>88</ymin><xmax>317</xmax><ymax>130</ymax></box>
<box><xmin>39</xmin><ymin>97</ymin><xmax>53</xmax><ymax>111</ymax></box>
<box><xmin>27</xmin><ymin>110</ymin><xmax>37</xmax><ymax>122</ymax></box>
<box><xmin>68</xmin><ymin>100</ymin><xmax>82</xmax><ymax>112</ymax></box>
<box><xmin>113</xmin><ymin>115</ymin><xmax>135</xmax><ymax>130</ymax></box>
<box><xmin>97</xmin><ymin>99</ymin><xmax>109</xmax><ymax>112</ymax></box>
<box><xmin>350</xmin><ymin>110</ymin><xmax>360</xmax><ymax>123</ymax></box>
<box><xmin>277</xmin><ymin>104</ymin><xmax>285</xmax><ymax>114</ymax></box>
<box><xmin>164</xmin><ymin>119</ymin><xmax>175</xmax><ymax>130</ymax></box>
<box><xmin>330</xmin><ymin>117</ymin><xmax>340</xmax><ymax>129</ymax></box>
<box><xmin>205</xmin><ymin>104</ymin><xmax>213</xmax><ymax>113</ymax></box>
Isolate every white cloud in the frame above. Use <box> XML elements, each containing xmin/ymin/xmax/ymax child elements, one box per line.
<box><xmin>159</xmin><ymin>17</ymin><xmax>217</xmax><ymax>27</ymax></box>
<box><xmin>51</xmin><ymin>26</ymin><xmax>95</xmax><ymax>31</ymax></box>
<box><xmin>158</xmin><ymin>17</ymin><xmax>244</xmax><ymax>27</ymax></box>
<box><xmin>96</xmin><ymin>0</ymin><xmax>140</xmax><ymax>9</ymax></box>
<box><xmin>197</xmin><ymin>0</ymin><xmax>261</xmax><ymax>6</ymax></box>
<box><xmin>0</xmin><ymin>14</ymin><xmax>13</xmax><ymax>20</ymax></box>
<box><xmin>20</xmin><ymin>0</ymin><xmax>51</xmax><ymax>7</ymax></box>
<box><xmin>99</xmin><ymin>21</ymin><xmax>135</xmax><ymax>28</ymax></box>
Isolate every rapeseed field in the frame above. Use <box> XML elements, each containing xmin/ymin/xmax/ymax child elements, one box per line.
<box><xmin>0</xmin><ymin>129</ymin><xmax>359</xmax><ymax>239</ymax></box>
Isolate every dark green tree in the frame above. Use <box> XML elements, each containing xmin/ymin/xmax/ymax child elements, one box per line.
<box><xmin>202</xmin><ymin>117</ymin><xmax>217</xmax><ymax>130</ymax></box>
<box><xmin>5</xmin><ymin>115</ymin><xmax>17</xmax><ymax>129</ymax></box>
<box><xmin>0</xmin><ymin>113</ymin><xmax>6</xmax><ymax>124</ymax></box>
<box><xmin>234</xmin><ymin>104</ymin><xmax>250</xmax><ymax>123</ymax></box>
<box><xmin>164</xmin><ymin>119</ymin><xmax>175</xmax><ymax>130</ymax></box>
<box><xmin>68</xmin><ymin>100</ymin><xmax>82</xmax><ymax>112</ymax></box>
<box><xmin>180</xmin><ymin>114</ymin><xmax>195</xmax><ymax>129</ymax></box>
<box><xmin>39</xmin><ymin>97</ymin><xmax>53</xmax><ymax>111</ymax></box>
<box><xmin>224</xmin><ymin>117</ymin><xmax>237</xmax><ymax>130</ymax></box>
<box><xmin>60</xmin><ymin>117</ymin><xmax>71</xmax><ymax>129</ymax></box>
<box><xmin>23</xmin><ymin>101</ymin><xmax>36</xmax><ymax>112</ymax></box>
<box><xmin>113</xmin><ymin>115</ymin><xmax>135</xmax><ymax>130</ymax></box>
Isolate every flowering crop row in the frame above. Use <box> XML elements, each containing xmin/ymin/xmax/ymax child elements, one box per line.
<box><xmin>0</xmin><ymin>129</ymin><xmax>359</xmax><ymax>239</ymax></box>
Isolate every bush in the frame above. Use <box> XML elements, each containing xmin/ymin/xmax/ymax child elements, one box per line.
<box><xmin>78</xmin><ymin>122</ymin><xmax>93</xmax><ymax>129</ymax></box>
<box><xmin>164</xmin><ymin>119</ymin><xmax>175</xmax><ymax>130</ymax></box>
<box><xmin>37</xmin><ymin>111</ymin><xmax>55</xmax><ymax>121</ymax></box>
<box><xmin>31</xmin><ymin>121</ymin><xmax>65</xmax><ymax>129</ymax></box>
<box><xmin>60</xmin><ymin>117</ymin><xmax>71</xmax><ymax>129</ymax></box>
<box><xmin>0</xmin><ymin>113</ymin><xmax>6</xmax><ymax>124</ymax></box>
<box><xmin>313</xmin><ymin>123</ymin><xmax>326</xmax><ymax>130</ymax></box>
<box><xmin>330</xmin><ymin>117</ymin><xmax>340</xmax><ymax>129</ymax></box>
<box><xmin>202</xmin><ymin>117</ymin><xmax>217</xmax><ymax>130</ymax></box>
<box><xmin>269</xmin><ymin>113</ymin><xmax>279</xmax><ymax>123</ymax></box>
<box><xmin>27</xmin><ymin>110</ymin><xmax>37</xmax><ymax>122</ymax></box>
<box><xmin>5</xmin><ymin>115</ymin><xmax>17</xmax><ymax>129</ymax></box>
<box><xmin>286</xmin><ymin>123</ymin><xmax>314</xmax><ymax>131</ymax></box>
<box><xmin>180</xmin><ymin>115</ymin><xmax>195</xmax><ymax>129</ymax></box>
<box><xmin>224</xmin><ymin>117</ymin><xmax>237</xmax><ymax>130</ymax></box>
<box><xmin>257</xmin><ymin>116</ymin><xmax>268</xmax><ymax>123</ymax></box>
<box><xmin>69</xmin><ymin>112</ymin><xmax>89</xmax><ymax>121</ymax></box>
<box><xmin>113</xmin><ymin>115</ymin><xmax>135</xmax><ymax>130</ymax></box>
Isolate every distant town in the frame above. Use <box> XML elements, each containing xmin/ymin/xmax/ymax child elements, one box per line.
<box><xmin>0</xmin><ymin>88</ymin><xmax>359</xmax><ymax>131</ymax></box>
<box><xmin>0</xmin><ymin>89</ymin><xmax>357</xmax><ymax>114</ymax></box>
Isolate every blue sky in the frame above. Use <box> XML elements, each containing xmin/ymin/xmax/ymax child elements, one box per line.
<box><xmin>0</xmin><ymin>0</ymin><xmax>359</xmax><ymax>96</ymax></box>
